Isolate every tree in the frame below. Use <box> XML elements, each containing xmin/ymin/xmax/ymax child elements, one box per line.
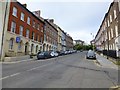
<box><xmin>74</xmin><ymin>44</ymin><xmax>94</xmax><ymax>51</ymax></box>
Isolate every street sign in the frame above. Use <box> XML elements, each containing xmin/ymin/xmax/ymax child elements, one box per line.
<box><xmin>16</xmin><ymin>37</ymin><xmax>21</xmax><ymax>43</ymax></box>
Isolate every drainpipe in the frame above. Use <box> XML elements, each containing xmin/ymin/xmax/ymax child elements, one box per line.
<box><xmin>107</xmin><ymin>26</ymin><xmax>109</xmax><ymax>59</ymax></box>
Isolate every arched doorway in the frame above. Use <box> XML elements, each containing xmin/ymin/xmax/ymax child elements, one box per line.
<box><xmin>46</xmin><ymin>44</ymin><xmax>49</xmax><ymax>51</ymax></box>
<box><xmin>36</xmin><ymin>45</ymin><xmax>38</xmax><ymax>53</ymax></box>
<box><xmin>49</xmin><ymin>45</ymin><xmax>51</xmax><ymax>51</ymax></box>
<box><xmin>43</xmin><ymin>44</ymin><xmax>46</xmax><ymax>51</ymax></box>
<box><xmin>9</xmin><ymin>38</ymin><xmax>14</xmax><ymax>50</ymax></box>
<box><xmin>25</xmin><ymin>42</ymin><xmax>29</xmax><ymax>55</ymax></box>
<box><xmin>31</xmin><ymin>44</ymin><xmax>34</xmax><ymax>54</ymax></box>
<box><xmin>40</xmin><ymin>46</ymin><xmax>42</xmax><ymax>52</ymax></box>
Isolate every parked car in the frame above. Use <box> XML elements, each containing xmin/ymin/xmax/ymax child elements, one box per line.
<box><xmin>86</xmin><ymin>50</ymin><xmax>96</xmax><ymax>59</ymax></box>
<box><xmin>49</xmin><ymin>51</ymin><xmax>59</xmax><ymax>57</ymax></box>
<box><xmin>59</xmin><ymin>50</ymin><xmax>65</xmax><ymax>56</ymax></box>
<box><xmin>80</xmin><ymin>50</ymin><xmax>83</xmax><ymax>52</ymax></box>
<box><xmin>64</xmin><ymin>51</ymin><xmax>69</xmax><ymax>55</ymax></box>
<box><xmin>37</xmin><ymin>51</ymin><xmax>48</xmax><ymax>59</ymax></box>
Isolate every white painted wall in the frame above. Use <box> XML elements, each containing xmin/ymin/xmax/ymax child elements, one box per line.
<box><xmin>0</xmin><ymin>1</ymin><xmax>10</xmax><ymax>61</ymax></box>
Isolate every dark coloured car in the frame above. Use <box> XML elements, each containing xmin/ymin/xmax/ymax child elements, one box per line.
<box><xmin>37</xmin><ymin>51</ymin><xmax>51</xmax><ymax>59</ymax></box>
<box><xmin>59</xmin><ymin>50</ymin><xmax>65</xmax><ymax>56</ymax></box>
<box><xmin>86</xmin><ymin>50</ymin><xmax>96</xmax><ymax>59</ymax></box>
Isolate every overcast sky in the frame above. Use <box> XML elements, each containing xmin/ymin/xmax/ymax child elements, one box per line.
<box><xmin>18</xmin><ymin>0</ymin><xmax>113</xmax><ymax>44</ymax></box>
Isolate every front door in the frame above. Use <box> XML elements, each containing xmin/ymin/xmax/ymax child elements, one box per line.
<box><xmin>25</xmin><ymin>43</ymin><xmax>28</xmax><ymax>55</ymax></box>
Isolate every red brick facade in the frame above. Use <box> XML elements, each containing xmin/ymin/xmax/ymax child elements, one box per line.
<box><xmin>8</xmin><ymin>2</ymin><xmax>44</xmax><ymax>43</ymax></box>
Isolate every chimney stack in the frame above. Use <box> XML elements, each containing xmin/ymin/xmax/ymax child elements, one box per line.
<box><xmin>49</xmin><ymin>19</ymin><xmax>54</xmax><ymax>23</ymax></box>
<box><xmin>22</xmin><ymin>4</ymin><xmax>27</xmax><ymax>8</ymax></box>
<box><xmin>32</xmin><ymin>10</ymin><xmax>41</xmax><ymax>18</ymax></box>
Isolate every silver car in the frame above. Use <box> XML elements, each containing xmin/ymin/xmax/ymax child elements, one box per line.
<box><xmin>86</xmin><ymin>50</ymin><xmax>96</xmax><ymax>59</ymax></box>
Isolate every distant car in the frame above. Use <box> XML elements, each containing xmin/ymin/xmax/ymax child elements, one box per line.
<box><xmin>59</xmin><ymin>50</ymin><xmax>65</xmax><ymax>56</ymax></box>
<box><xmin>64</xmin><ymin>51</ymin><xmax>69</xmax><ymax>55</ymax></box>
<box><xmin>37</xmin><ymin>51</ymin><xmax>50</xmax><ymax>59</ymax></box>
<box><xmin>80</xmin><ymin>50</ymin><xmax>83</xmax><ymax>52</ymax></box>
<box><xmin>50</xmin><ymin>51</ymin><xmax>59</xmax><ymax>57</ymax></box>
<box><xmin>86</xmin><ymin>50</ymin><xmax>96</xmax><ymax>59</ymax></box>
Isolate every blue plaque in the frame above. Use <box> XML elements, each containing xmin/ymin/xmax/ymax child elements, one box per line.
<box><xmin>16</xmin><ymin>37</ymin><xmax>21</xmax><ymax>43</ymax></box>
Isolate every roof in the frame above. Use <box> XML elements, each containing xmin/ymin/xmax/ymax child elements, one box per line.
<box><xmin>94</xmin><ymin>1</ymin><xmax>114</xmax><ymax>40</ymax></box>
<box><xmin>74</xmin><ymin>40</ymin><xmax>84</xmax><ymax>43</ymax></box>
<box><xmin>44</xmin><ymin>19</ymin><xmax>58</xmax><ymax>32</ymax></box>
<box><xmin>15</xmin><ymin>0</ymin><xmax>45</xmax><ymax>24</ymax></box>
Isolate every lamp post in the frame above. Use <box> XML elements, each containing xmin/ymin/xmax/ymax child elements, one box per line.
<box><xmin>91</xmin><ymin>33</ymin><xmax>95</xmax><ymax>51</ymax></box>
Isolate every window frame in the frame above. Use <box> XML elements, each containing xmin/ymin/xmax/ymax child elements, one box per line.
<box><xmin>9</xmin><ymin>39</ymin><xmax>14</xmax><ymax>50</ymax></box>
<box><xmin>12</xmin><ymin>7</ymin><xmax>17</xmax><ymax>17</ymax></box>
<box><xmin>11</xmin><ymin>21</ymin><xmax>16</xmax><ymax>33</ymax></box>
<box><xmin>27</xmin><ymin>17</ymin><xmax>31</xmax><ymax>25</ymax></box>
<box><xmin>114</xmin><ymin>10</ymin><xmax>117</xmax><ymax>19</ymax></box>
<box><xmin>26</xmin><ymin>29</ymin><xmax>29</xmax><ymax>38</ymax></box>
<box><xmin>19</xmin><ymin>25</ymin><xmax>23</xmax><ymax>36</ymax></box>
<box><xmin>20</xmin><ymin>12</ymin><xmax>25</xmax><ymax>21</ymax></box>
<box><xmin>18</xmin><ymin>42</ymin><xmax>22</xmax><ymax>50</ymax></box>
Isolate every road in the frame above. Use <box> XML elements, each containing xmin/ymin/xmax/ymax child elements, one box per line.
<box><xmin>2</xmin><ymin>51</ymin><xmax>119</xmax><ymax>88</ymax></box>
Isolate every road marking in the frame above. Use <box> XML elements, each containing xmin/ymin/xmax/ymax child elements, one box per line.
<box><xmin>26</xmin><ymin>62</ymin><xmax>53</xmax><ymax>72</ymax></box>
<box><xmin>0</xmin><ymin>76</ymin><xmax>9</xmax><ymax>80</ymax></box>
<box><xmin>0</xmin><ymin>72</ymin><xmax>20</xmax><ymax>80</ymax></box>
<box><xmin>35</xmin><ymin>58</ymin><xmax>58</xmax><ymax>62</ymax></box>
<box><xmin>9</xmin><ymin>73</ymin><xmax>20</xmax><ymax>77</ymax></box>
<box><xmin>1</xmin><ymin>62</ymin><xmax>53</xmax><ymax>80</ymax></box>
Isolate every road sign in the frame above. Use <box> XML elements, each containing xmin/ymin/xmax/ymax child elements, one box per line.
<box><xmin>16</xmin><ymin>37</ymin><xmax>21</xmax><ymax>43</ymax></box>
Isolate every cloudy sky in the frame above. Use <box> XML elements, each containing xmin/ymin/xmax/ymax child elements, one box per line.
<box><xmin>18</xmin><ymin>0</ymin><xmax>113</xmax><ymax>44</ymax></box>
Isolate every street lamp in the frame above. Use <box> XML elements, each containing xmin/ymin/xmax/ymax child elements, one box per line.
<box><xmin>91</xmin><ymin>33</ymin><xmax>95</xmax><ymax>51</ymax></box>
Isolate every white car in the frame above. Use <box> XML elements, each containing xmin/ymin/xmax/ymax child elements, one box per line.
<box><xmin>50</xmin><ymin>51</ymin><xmax>59</xmax><ymax>57</ymax></box>
<box><xmin>86</xmin><ymin>50</ymin><xmax>96</xmax><ymax>59</ymax></box>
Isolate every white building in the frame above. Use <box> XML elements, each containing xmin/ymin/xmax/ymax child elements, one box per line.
<box><xmin>0</xmin><ymin>1</ymin><xmax>10</xmax><ymax>61</ymax></box>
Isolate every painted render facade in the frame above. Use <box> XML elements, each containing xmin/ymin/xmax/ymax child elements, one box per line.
<box><xmin>0</xmin><ymin>1</ymin><xmax>11</xmax><ymax>61</ymax></box>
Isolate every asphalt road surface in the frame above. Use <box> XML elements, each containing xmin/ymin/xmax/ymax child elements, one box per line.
<box><xmin>2</xmin><ymin>51</ymin><xmax>119</xmax><ymax>88</ymax></box>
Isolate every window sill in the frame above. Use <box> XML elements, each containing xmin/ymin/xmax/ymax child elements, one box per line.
<box><xmin>12</xmin><ymin>15</ymin><xmax>18</xmax><ymax>18</ymax></box>
<box><xmin>17</xmin><ymin>51</ymin><xmax>22</xmax><ymax>53</ymax></box>
<box><xmin>9</xmin><ymin>32</ymin><xmax>16</xmax><ymax>35</ymax></box>
<box><xmin>8</xmin><ymin>50</ymin><xmax>14</xmax><ymax>52</ymax></box>
<box><xmin>21</xmin><ymin>20</ymin><xmax>25</xmax><ymax>22</ymax></box>
<box><xmin>27</xmin><ymin>23</ymin><xmax>31</xmax><ymax>26</ymax></box>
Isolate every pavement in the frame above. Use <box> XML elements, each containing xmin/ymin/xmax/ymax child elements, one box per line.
<box><xmin>1</xmin><ymin>55</ymin><xmax>36</xmax><ymax>64</ymax></box>
<box><xmin>2</xmin><ymin>52</ymin><xmax>119</xmax><ymax>88</ymax></box>
<box><xmin>96</xmin><ymin>53</ymin><xmax>118</xmax><ymax>70</ymax></box>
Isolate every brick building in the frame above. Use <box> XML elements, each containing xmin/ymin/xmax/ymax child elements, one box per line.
<box><xmin>57</xmin><ymin>26</ymin><xmax>62</xmax><ymax>51</ymax></box>
<box><xmin>95</xmin><ymin>0</ymin><xmax>120</xmax><ymax>58</ymax></box>
<box><xmin>0</xmin><ymin>0</ymin><xmax>74</xmax><ymax>61</ymax></box>
<box><xmin>3</xmin><ymin>1</ymin><xmax>44</xmax><ymax>59</ymax></box>
<box><xmin>43</xmin><ymin>19</ymin><xmax>58</xmax><ymax>51</ymax></box>
<box><xmin>66</xmin><ymin>34</ymin><xmax>73</xmax><ymax>51</ymax></box>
